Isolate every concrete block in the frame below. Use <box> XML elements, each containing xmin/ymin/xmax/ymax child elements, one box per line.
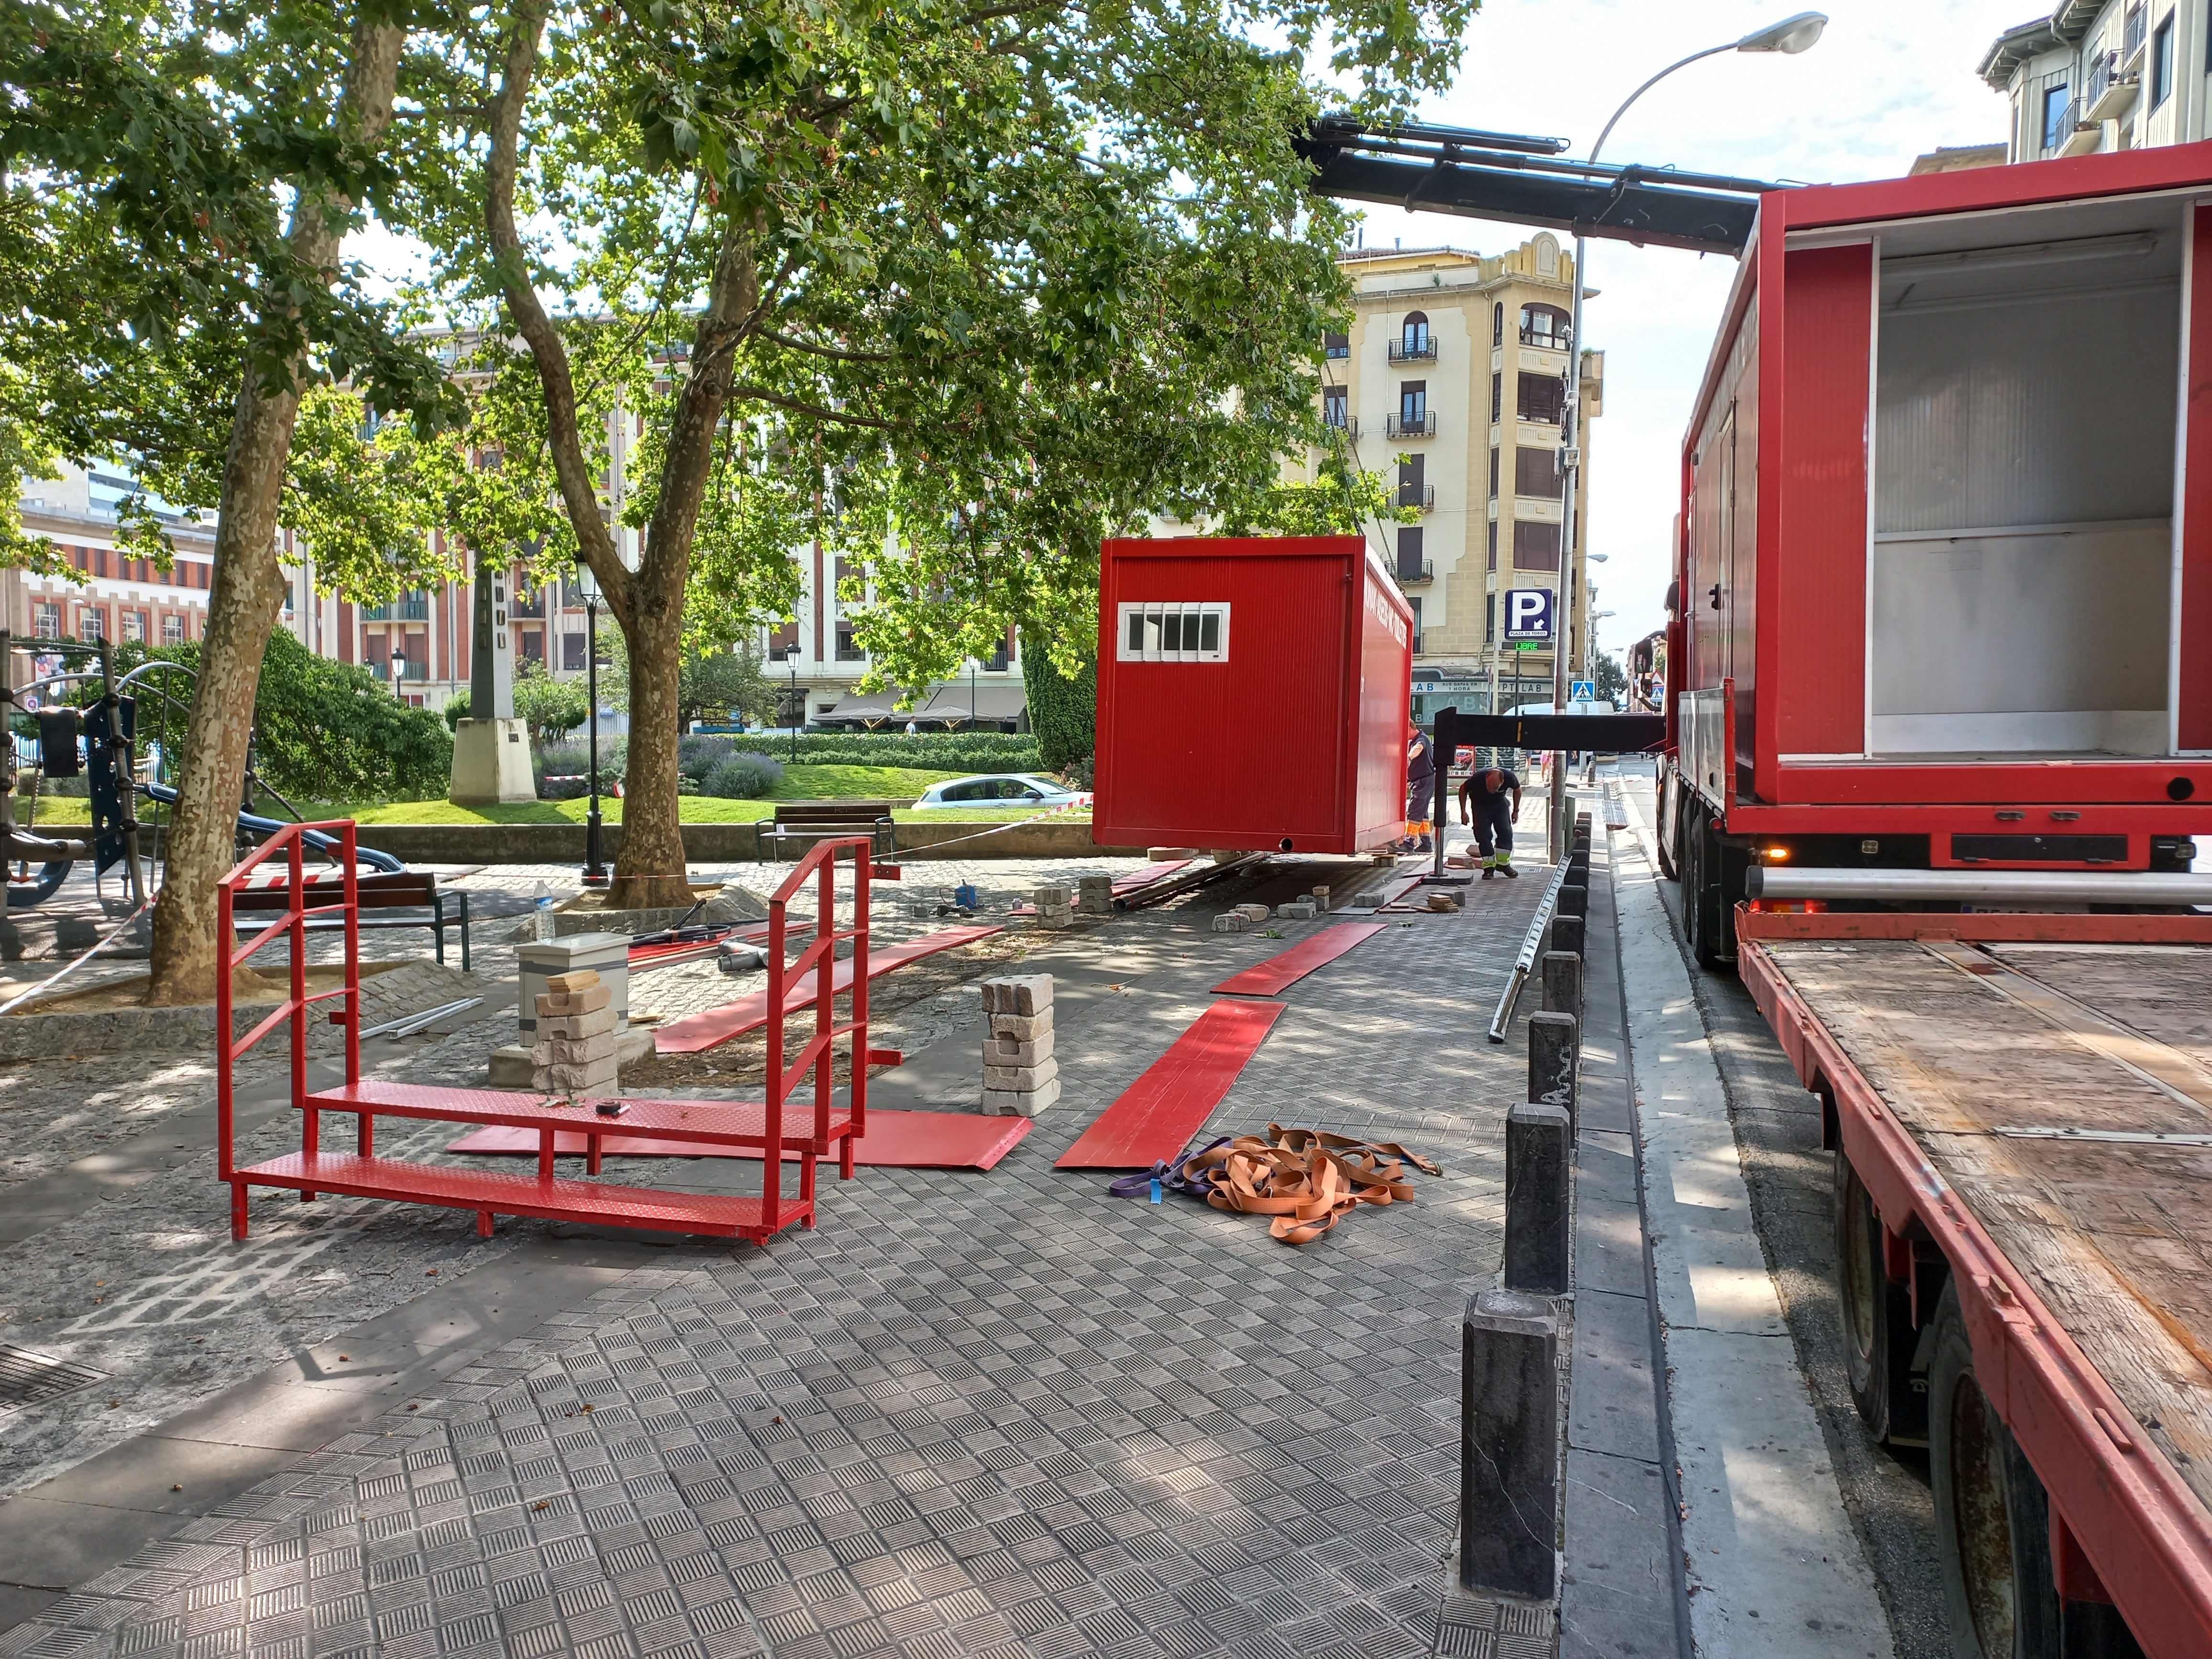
<box><xmin>984</xmin><ymin>1031</ymin><xmax>1054</xmax><ymax>1067</ymax></box>
<box><xmin>1541</xmin><ymin>950</ymin><xmax>1583</xmax><ymax>1023</ymax></box>
<box><xmin>1528</xmin><ymin>1011</ymin><xmax>1578</xmax><ymax>1121</ymax></box>
<box><xmin>983</xmin><ymin>1077</ymin><xmax>1061</xmax><ymax>1117</ymax></box>
<box><xmin>1548</xmin><ymin>912</ymin><xmax>1585</xmax><ymax>960</ymax></box>
<box><xmin>534</xmin><ymin>1059</ymin><xmax>619</xmax><ymax>1095</ymax></box>
<box><xmin>1556</xmin><ymin>882</ymin><xmax>1588</xmax><ymax>919</ymax></box>
<box><xmin>1034</xmin><ymin>913</ymin><xmax>1074</xmax><ymax>930</ymax></box>
<box><xmin>614</xmin><ymin>1027</ymin><xmax>654</xmax><ymax>1074</ymax></box>
<box><xmin>544</xmin><ymin>971</ymin><xmax>601</xmax><ymax>994</ymax></box>
<box><xmin>488</xmin><ymin>1044</ymin><xmax>534</xmax><ymax>1087</ymax></box>
<box><xmin>1460</xmin><ymin>1288</ymin><xmax>1559</xmax><ymax>1599</ymax></box>
<box><xmin>535</xmin><ymin>983</ymin><xmax>611</xmax><ymax>1017</ymax></box>
<box><xmin>1504</xmin><ymin>1103</ymin><xmax>1571</xmax><ymax>1295</ymax></box>
<box><xmin>1276</xmin><ymin>899</ymin><xmax>1318</xmax><ymax>920</ymax></box>
<box><xmin>532</xmin><ymin>1035</ymin><xmax>616</xmax><ymax>1066</ymax></box>
<box><xmin>1234</xmin><ymin>903</ymin><xmax>1271</xmax><ymax>922</ymax></box>
<box><xmin>1312</xmin><ymin>885</ymin><xmax>1333</xmax><ymax>910</ymax></box>
<box><xmin>537</xmin><ymin>1006</ymin><xmax>617</xmax><ymax>1041</ymax></box>
<box><xmin>984</xmin><ymin>1058</ymin><xmax>1059</xmax><ymax>1092</ymax></box>
<box><xmin>1148</xmin><ymin>847</ymin><xmax>1203</xmax><ymax>861</ymax></box>
<box><xmin>981</xmin><ymin>974</ymin><xmax>1053</xmax><ymax>1016</ymax></box>
<box><xmin>1032</xmin><ymin>885</ymin><xmax>1072</xmax><ymax>909</ymax></box>
<box><xmin>989</xmin><ymin>1009</ymin><xmax>1052</xmax><ymax>1040</ymax></box>
<box><xmin>1211</xmin><ymin>913</ymin><xmax>1250</xmax><ymax>933</ymax></box>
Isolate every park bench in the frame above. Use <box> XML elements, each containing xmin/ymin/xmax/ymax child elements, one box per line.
<box><xmin>230</xmin><ymin>868</ymin><xmax>473</xmax><ymax>970</ymax></box>
<box><xmin>759</xmin><ymin>799</ymin><xmax>896</xmax><ymax>863</ymax></box>
<box><xmin>218</xmin><ymin>823</ymin><xmax>872</xmax><ymax>1248</ymax></box>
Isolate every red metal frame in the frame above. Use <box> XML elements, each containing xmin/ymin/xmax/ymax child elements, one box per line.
<box><xmin>219</xmin><ymin>829</ymin><xmax>871</xmax><ymax>1246</ymax></box>
<box><xmin>1737</xmin><ymin>907</ymin><xmax>2212</xmax><ymax>1659</ymax></box>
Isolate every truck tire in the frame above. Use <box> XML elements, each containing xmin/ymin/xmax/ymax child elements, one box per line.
<box><xmin>1687</xmin><ymin>811</ymin><xmax>1728</xmax><ymax>970</ymax></box>
<box><xmin>1930</xmin><ymin>1279</ymin><xmax>2066</xmax><ymax>1659</ymax></box>
<box><xmin>1836</xmin><ymin>1150</ymin><xmax>1925</xmax><ymax>1445</ymax></box>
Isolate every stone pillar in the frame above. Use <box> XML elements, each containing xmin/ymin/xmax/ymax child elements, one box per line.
<box><xmin>1527</xmin><ymin>1011</ymin><xmax>1578</xmax><ymax>1121</ymax></box>
<box><xmin>1460</xmin><ymin>1289</ymin><xmax>1560</xmax><ymax>1598</ymax></box>
<box><xmin>1504</xmin><ymin>1104</ymin><xmax>1571</xmax><ymax>1294</ymax></box>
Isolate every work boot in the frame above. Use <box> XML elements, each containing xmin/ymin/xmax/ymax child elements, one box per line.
<box><xmin>1500</xmin><ymin>864</ymin><xmax>1518</xmax><ymax>879</ymax></box>
<box><xmin>1481</xmin><ymin>867</ymin><xmax>1496</xmax><ymax>881</ymax></box>
<box><xmin>1415</xmin><ymin>836</ymin><xmax>1432</xmax><ymax>852</ymax></box>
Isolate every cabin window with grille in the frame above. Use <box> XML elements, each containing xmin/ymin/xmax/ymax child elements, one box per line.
<box><xmin>1117</xmin><ymin>602</ymin><xmax>1230</xmax><ymax>662</ymax></box>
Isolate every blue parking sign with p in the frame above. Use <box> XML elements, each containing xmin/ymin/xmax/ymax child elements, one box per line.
<box><xmin>1503</xmin><ymin>588</ymin><xmax>1553</xmax><ymax>642</ymax></box>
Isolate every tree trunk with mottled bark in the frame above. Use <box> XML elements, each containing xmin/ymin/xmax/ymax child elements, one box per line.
<box><xmin>144</xmin><ymin>19</ymin><xmax>405</xmax><ymax>1006</ymax></box>
<box><xmin>484</xmin><ymin>1</ymin><xmax>759</xmax><ymax>912</ymax></box>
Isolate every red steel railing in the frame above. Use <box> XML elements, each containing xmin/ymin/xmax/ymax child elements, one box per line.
<box><xmin>762</xmin><ymin>835</ymin><xmax>872</xmax><ymax>1232</ymax></box>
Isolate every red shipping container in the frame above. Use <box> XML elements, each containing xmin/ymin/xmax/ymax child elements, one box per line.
<box><xmin>1093</xmin><ymin>535</ymin><xmax>1414</xmax><ymax>855</ymax></box>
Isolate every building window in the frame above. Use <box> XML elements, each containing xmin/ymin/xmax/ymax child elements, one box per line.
<box><xmin>1409</xmin><ymin>597</ymin><xmax>1423</xmax><ymax>651</ymax></box>
<box><xmin>2152</xmin><ymin>15</ymin><xmax>2174</xmax><ymax>107</ymax></box>
<box><xmin>519</xmin><ymin>626</ymin><xmax>544</xmax><ymax>662</ymax></box>
<box><xmin>1322</xmin><ymin>385</ymin><xmax>1348</xmax><ymax>429</ymax></box>
<box><xmin>33</xmin><ymin>602</ymin><xmax>61</xmax><ymax>639</ymax></box>
<box><xmin>1489</xmin><ymin>447</ymin><xmax>1500</xmax><ymax>499</ymax></box>
<box><xmin>1487</xmin><ymin>521</ymin><xmax>1498</xmax><ymax>571</ymax></box>
<box><xmin>1391</xmin><ymin>312</ymin><xmax>1433</xmax><ymax>363</ymax></box>
<box><xmin>835</xmin><ymin>621</ymin><xmax>865</xmax><ymax>662</ymax></box>
<box><xmin>2041</xmin><ymin>81</ymin><xmax>2070</xmax><ymax>150</ymax></box>
<box><xmin>1324</xmin><ymin>331</ymin><xmax>1349</xmax><ymax>359</ymax></box>
<box><xmin>768</xmin><ymin>620</ymin><xmax>798</xmax><ymax>662</ymax></box>
<box><xmin>121</xmin><ymin>609</ymin><xmax>146</xmax><ymax>642</ymax></box>
<box><xmin>1490</xmin><ymin>372</ymin><xmax>1502</xmax><ymax>424</ymax></box>
<box><xmin>1397</xmin><ymin>453</ymin><xmax>1426</xmax><ymax>510</ymax></box>
<box><xmin>1519</xmin><ymin>305</ymin><xmax>1571</xmax><ymax>349</ymax></box>
<box><xmin>161</xmin><ymin>613</ymin><xmax>184</xmax><ymax>644</ymax></box>
<box><xmin>1492</xmin><ymin>301</ymin><xmax>1504</xmax><ymax>347</ymax></box>
<box><xmin>1395</xmin><ymin>527</ymin><xmax>1426</xmax><ymax>582</ymax></box>
<box><xmin>1399</xmin><ymin>382</ymin><xmax>1427</xmax><ymax>423</ymax></box>
<box><xmin>79</xmin><ymin>607</ymin><xmax>105</xmax><ymax>641</ymax></box>
<box><xmin>1517</xmin><ymin>372</ymin><xmax>1564</xmax><ymax>424</ymax></box>
<box><xmin>1515</xmin><ymin>446</ymin><xmax>1564</xmax><ymax>499</ymax></box>
<box><xmin>1485</xmin><ymin>594</ymin><xmax>1496</xmax><ymax>643</ymax></box>
<box><xmin>1513</xmin><ymin>520</ymin><xmax>1562</xmax><ymax>571</ymax></box>
<box><xmin>564</xmin><ymin>630</ymin><xmax>587</xmax><ymax>671</ymax></box>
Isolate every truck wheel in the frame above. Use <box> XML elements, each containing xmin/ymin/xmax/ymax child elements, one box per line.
<box><xmin>1688</xmin><ymin>813</ymin><xmax>1728</xmax><ymax>970</ymax></box>
<box><xmin>1836</xmin><ymin>1151</ymin><xmax>1924</xmax><ymax>1444</ymax></box>
<box><xmin>1655</xmin><ymin>770</ymin><xmax>1679</xmax><ymax>881</ymax></box>
<box><xmin>1930</xmin><ymin>1279</ymin><xmax>2064</xmax><ymax>1659</ymax></box>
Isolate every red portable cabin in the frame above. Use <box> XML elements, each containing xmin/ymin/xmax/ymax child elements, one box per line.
<box><xmin>1094</xmin><ymin>535</ymin><xmax>1413</xmax><ymax>855</ymax></box>
<box><xmin>1661</xmin><ymin>143</ymin><xmax>2212</xmax><ymax>963</ymax></box>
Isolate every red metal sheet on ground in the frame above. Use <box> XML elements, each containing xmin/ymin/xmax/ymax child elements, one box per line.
<box><xmin>445</xmin><ymin>1109</ymin><xmax>1030</xmax><ymax>1170</ymax></box>
<box><xmin>654</xmin><ymin>925</ymin><xmax>1001</xmax><ymax>1054</ymax></box>
<box><xmin>1211</xmin><ymin>922</ymin><xmax>1386</xmax><ymax>996</ymax></box>
<box><xmin>1055</xmin><ymin>999</ymin><xmax>1286</xmax><ymax>1169</ymax></box>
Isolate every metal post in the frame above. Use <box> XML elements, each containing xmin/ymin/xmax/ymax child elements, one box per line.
<box><xmin>584</xmin><ymin>592</ymin><xmax>606</xmax><ymax>887</ymax></box>
<box><xmin>790</xmin><ymin>664</ymin><xmax>799</xmax><ymax>763</ymax></box>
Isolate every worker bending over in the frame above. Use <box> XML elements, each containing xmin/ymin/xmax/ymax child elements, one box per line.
<box><xmin>1459</xmin><ymin>765</ymin><xmax>1522</xmax><ymax>878</ymax></box>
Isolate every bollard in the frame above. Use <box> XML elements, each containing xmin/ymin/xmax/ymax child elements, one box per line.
<box><xmin>1461</xmin><ymin>1289</ymin><xmax>1560</xmax><ymax>1599</ymax></box>
<box><xmin>1541</xmin><ymin>950</ymin><xmax>1583</xmax><ymax>1024</ymax></box>
<box><xmin>1504</xmin><ymin>1103</ymin><xmax>1571</xmax><ymax>1294</ymax></box>
<box><xmin>1555</xmin><ymin>882</ymin><xmax>1588</xmax><ymax>920</ymax></box>
<box><xmin>1527</xmin><ymin>1010</ymin><xmax>1578</xmax><ymax>1121</ymax></box>
<box><xmin>1548</xmin><ymin>912</ymin><xmax>1585</xmax><ymax>959</ymax></box>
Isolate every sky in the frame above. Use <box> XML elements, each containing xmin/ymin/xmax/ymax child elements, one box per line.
<box><xmin>1342</xmin><ymin>0</ymin><xmax>2036</xmax><ymax>666</ymax></box>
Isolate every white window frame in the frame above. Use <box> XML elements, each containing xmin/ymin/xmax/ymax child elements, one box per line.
<box><xmin>1115</xmin><ymin>601</ymin><xmax>1230</xmax><ymax>663</ymax></box>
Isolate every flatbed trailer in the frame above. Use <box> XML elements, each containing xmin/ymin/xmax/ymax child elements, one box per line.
<box><xmin>1736</xmin><ymin>903</ymin><xmax>2212</xmax><ymax>1658</ymax></box>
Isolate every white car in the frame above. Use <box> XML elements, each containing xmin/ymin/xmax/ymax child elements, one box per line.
<box><xmin>1504</xmin><ymin>698</ymin><xmax>1619</xmax><ymax>717</ymax></box>
<box><xmin>911</xmin><ymin>773</ymin><xmax>1086</xmax><ymax>810</ymax></box>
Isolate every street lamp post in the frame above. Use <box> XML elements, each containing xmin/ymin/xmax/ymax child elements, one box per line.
<box><xmin>1547</xmin><ymin>10</ymin><xmax>1825</xmax><ymax>861</ymax></box>
<box><xmin>389</xmin><ymin>650</ymin><xmax>407</xmax><ymax>702</ymax></box>
<box><xmin>576</xmin><ymin>562</ymin><xmax>608</xmax><ymax>887</ymax></box>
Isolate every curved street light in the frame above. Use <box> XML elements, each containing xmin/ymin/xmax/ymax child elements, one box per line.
<box><xmin>1547</xmin><ymin>11</ymin><xmax>1826</xmax><ymax>858</ymax></box>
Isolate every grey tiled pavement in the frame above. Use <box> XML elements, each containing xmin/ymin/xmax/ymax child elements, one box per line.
<box><xmin>1</xmin><ymin>854</ymin><xmax>1557</xmax><ymax>1659</ymax></box>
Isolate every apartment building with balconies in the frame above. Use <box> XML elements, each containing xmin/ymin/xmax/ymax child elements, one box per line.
<box><xmin>1312</xmin><ymin>234</ymin><xmax>1604</xmax><ymax>722</ymax></box>
<box><xmin>9</xmin><ymin>461</ymin><xmax>217</xmax><ymax>667</ymax></box>
<box><xmin>1982</xmin><ymin>0</ymin><xmax>2207</xmax><ymax>160</ymax></box>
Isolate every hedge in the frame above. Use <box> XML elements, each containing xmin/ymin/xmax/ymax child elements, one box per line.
<box><xmin>720</xmin><ymin>731</ymin><xmax>1044</xmax><ymax>771</ymax></box>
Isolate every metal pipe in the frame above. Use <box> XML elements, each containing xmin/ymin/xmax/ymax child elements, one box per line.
<box><xmin>362</xmin><ymin>995</ymin><xmax>485</xmax><ymax>1040</ymax></box>
<box><xmin>1489</xmin><ymin>860</ymin><xmax>1572</xmax><ymax>1043</ymax></box>
<box><xmin>1747</xmin><ymin>867</ymin><xmax>2212</xmax><ymax>907</ymax></box>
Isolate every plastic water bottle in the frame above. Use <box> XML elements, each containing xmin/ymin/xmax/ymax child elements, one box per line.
<box><xmin>533</xmin><ymin>881</ymin><xmax>556</xmax><ymax>941</ymax></box>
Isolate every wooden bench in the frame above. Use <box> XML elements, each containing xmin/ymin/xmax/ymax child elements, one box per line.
<box><xmin>231</xmin><ymin>870</ymin><xmax>472</xmax><ymax>970</ymax></box>
<box><xmin>232</xmin><ymin>1079</ymin><xmax>856</xmax><ymax>1243</ymax></box>
<box><xmin>759</xmin><ymin>799</ymin><xmax>895</xmax><ymax>863</ymax></box>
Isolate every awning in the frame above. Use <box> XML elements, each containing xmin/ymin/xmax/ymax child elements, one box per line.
<box><xmin>822</xmin><ymin>686</ymin><xmax>918</xmax><ymax>721</ymax></box>
<box><xmin>915</xmin><ymin>683</ymin><xmax>1027</xmax><ymax>724</ymax></box>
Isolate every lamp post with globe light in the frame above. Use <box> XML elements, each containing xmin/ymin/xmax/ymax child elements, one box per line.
<box><xmin>1546</xmin><ymin>11</ymin><xmax>1826</xmax><ymax>861</ymax></box>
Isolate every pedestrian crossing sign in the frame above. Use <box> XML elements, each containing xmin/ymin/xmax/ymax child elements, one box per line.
<box><xmin>1570</xmin><ymin>679</ymin><xmax>1596</xmax><ymax>701</ymax></box>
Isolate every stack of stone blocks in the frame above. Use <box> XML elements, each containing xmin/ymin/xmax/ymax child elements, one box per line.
<box><xmin>1077</xmin><ymin>875</ymin><xmax>1114</xmax><ymax>916</ymax></box>
<box><xmin>531</xmin><ymin>970</ymin><xmax>617</xmax><ymax>1097</ymax></box>
<box><xmin>1031</xmin><ymin>885</ymin><xmax>1073</xmax><ymax>929</ymax></box>
<box><xmin>981</xmin><ymin>974</ymin><xmax>1058</xmax><ymax>1116</ymax></box>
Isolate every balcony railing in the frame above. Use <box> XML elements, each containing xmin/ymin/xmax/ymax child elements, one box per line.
<box><xmin>1386</xmin><ymin>412</ymin><xmax>1437</xmax><ymax>439</ymax></box>
<box><xmin>1396</xmin><ymin>484</ymin><xmax>1436</xmax><ymax>510</ymax></box>
<box><xmin>1387</xmin><ymin>338</ymin><xmax>1437</xmax><ymax>364</ymax></box>
<box><xmin>1322</xmin><ymin>412</ymin><xmax>1360</xmax><ymax>439</ymax></box>
<box><xmin>1394</xmin><ymin>562</ymin><xmax>1433</xmax><ymax>586</ymax></box>
<box><xmin>2124</xmin><ymin>0</ymin><xmax>2146</xmax><ymax>62</ymax></box>
<box><xmin>2085</xmin><ymin>48</ymin><xmax>2138</xmax><ymax>121</ymax></box>
<box><xmin>367</xmin><ymin>660</ymin><xmax>428</xmax><ymax>682</ymax></box>
<box><xmin>362</xmin><ymin>598</ymin><xmax>428</xmax><ymax>621</ymax></box>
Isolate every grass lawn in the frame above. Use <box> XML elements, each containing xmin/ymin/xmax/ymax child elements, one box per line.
<box><xmin>27</xmin><ymin>763</ymin><xmax>1090</xmax><ymax>827</ymax></box>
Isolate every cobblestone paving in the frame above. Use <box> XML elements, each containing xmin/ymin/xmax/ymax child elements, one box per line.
<box><xmin>3</xmin><ymin>850</ymin><xmax>1553</xmax><ymax>1659</ymax></box>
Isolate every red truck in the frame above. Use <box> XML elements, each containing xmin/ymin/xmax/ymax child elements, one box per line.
<box><xmin>1660</xmin><ymin>145</ymin><xmax>2212</xmax><ymax>1657</ymax></box>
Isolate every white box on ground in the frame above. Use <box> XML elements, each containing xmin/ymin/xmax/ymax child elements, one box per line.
<box><xmin>518</xmin><ymin>932</ymin><xmax>630</xmax><ymax>1033</ymax></box>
